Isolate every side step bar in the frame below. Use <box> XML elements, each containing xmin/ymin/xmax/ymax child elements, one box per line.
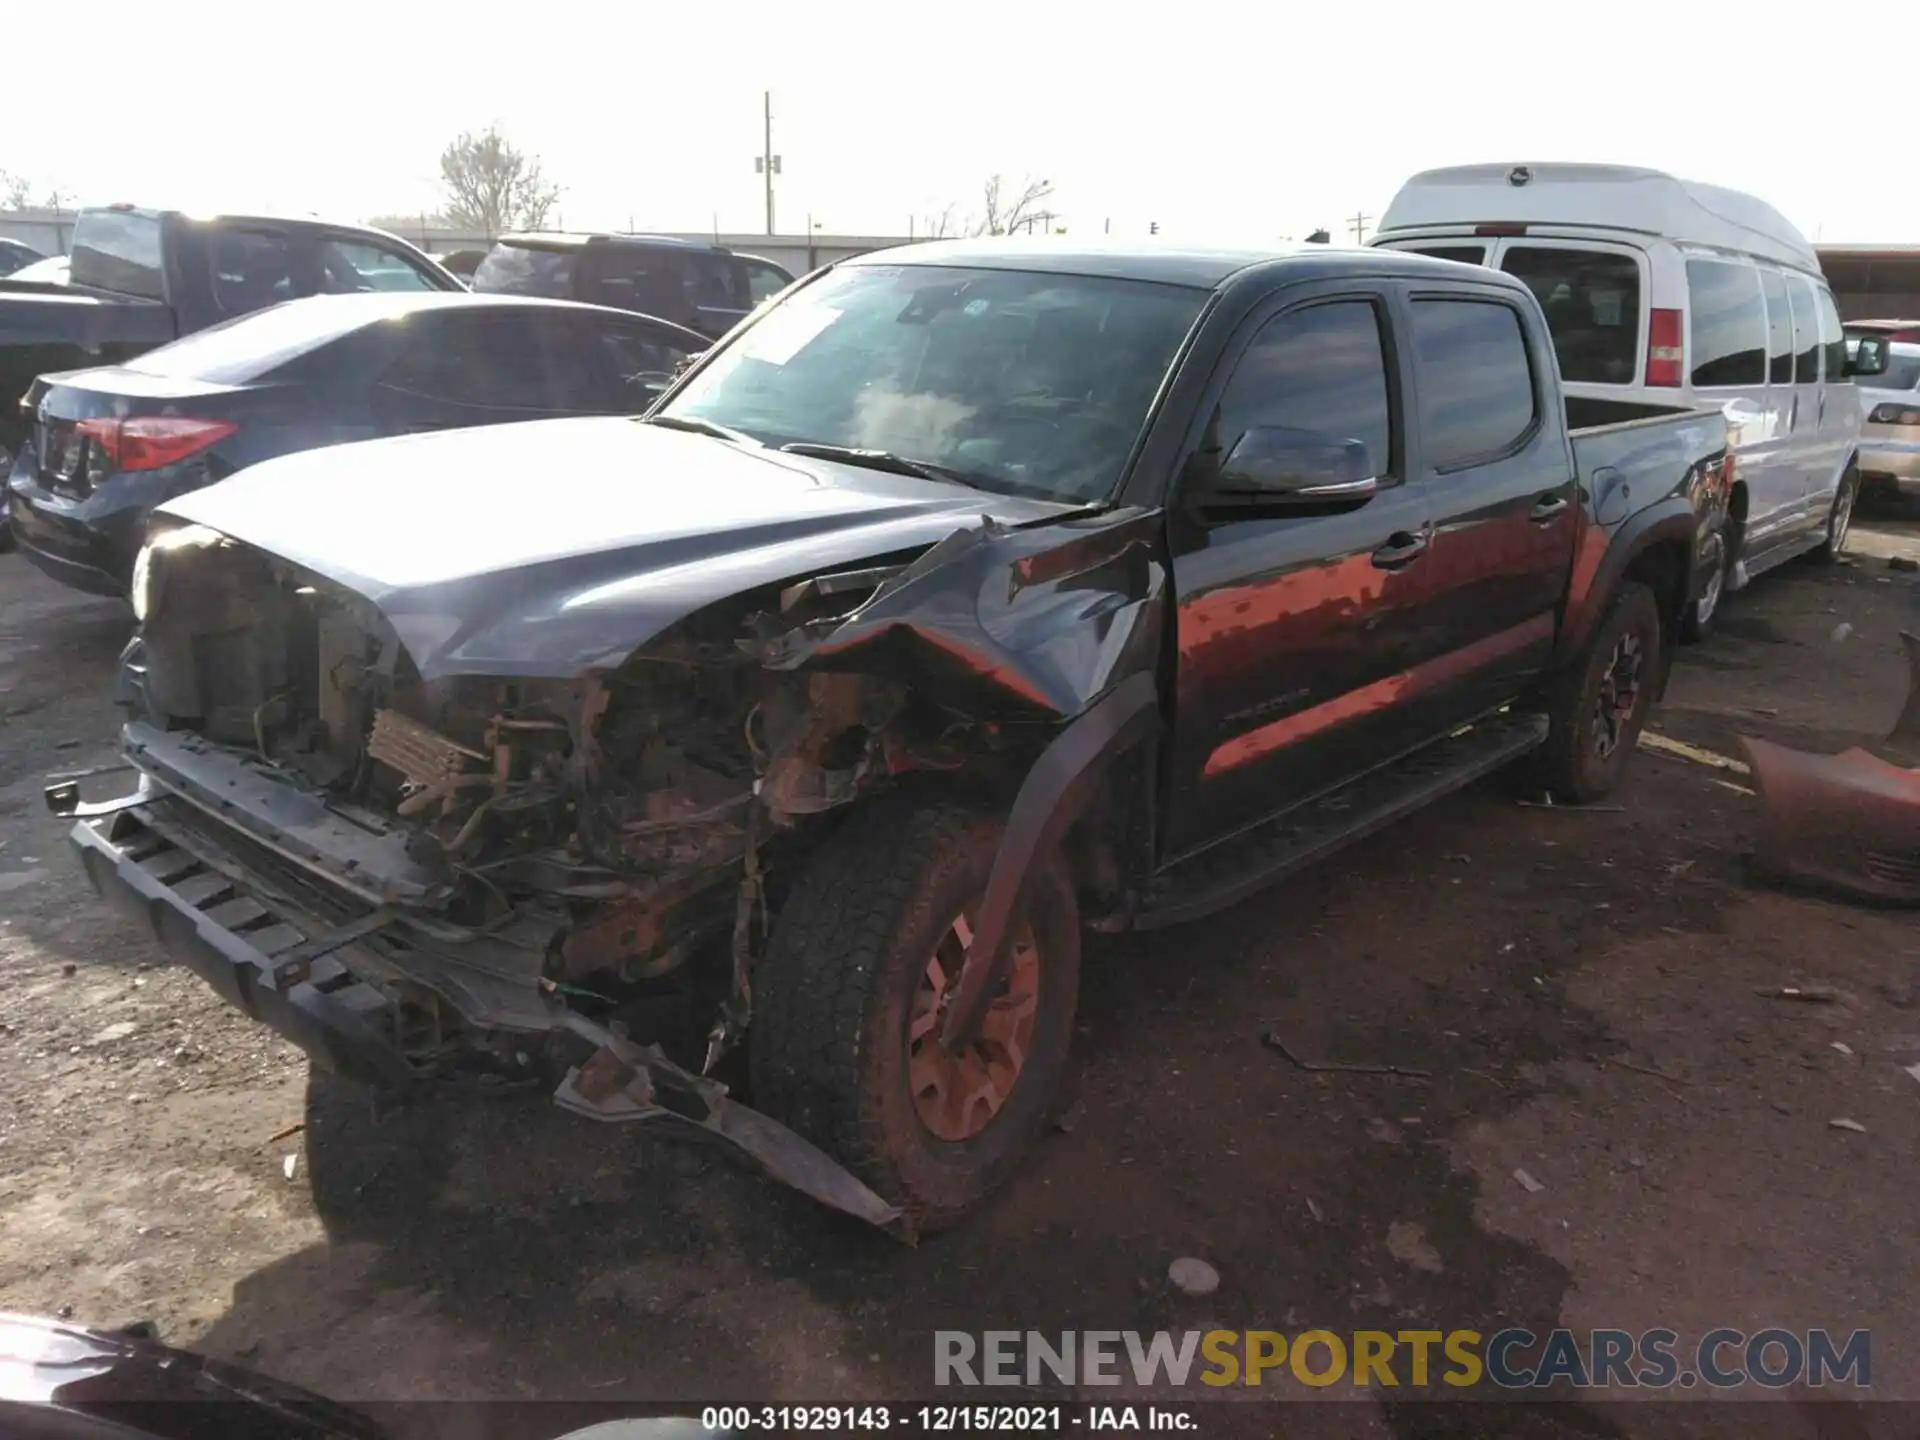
<box><xmin>1137</xmin><ymin>712</ymin><xmax>1549</xmax><ymax>930</ymax></box>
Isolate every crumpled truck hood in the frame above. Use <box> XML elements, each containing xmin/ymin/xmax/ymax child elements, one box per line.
<box><xmin>159</xmin><ymin>417</ymin><xmax>1073</xmax><ymax>679</ymax></box>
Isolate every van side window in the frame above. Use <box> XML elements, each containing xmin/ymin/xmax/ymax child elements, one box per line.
<box><xmin>1759</xmin><ymin>270</ymin><xmax>1793</xmax><ymax>385</ymax></box>
<box><xmin>1785</xmin><ymin>274</ymin><xmax>1820</xmax><ymax>384</ymax></box>
<box><xmin>1685</xmin><ymin>259</ymin><xmax>1766</xmax><ymax>388</ymax></box>
<box><xmin>1216</xmin><ymin>300</ymin><xmax>1395</xmax><ymax>480</ymax></box>
<box><xmin>1498</xmin><ymin>247</ymin><xmax>1640</xmax><ymax>386</ymax></box>
<box><xmin>1816</xmin><ymin>288</ymin><xmax>1848</xmax><ymax>382</ymax></box>
<box><xmin>1408</xmin><ymin>298</ymin><xmax>1536</xmax><ymax>470</ymax></box>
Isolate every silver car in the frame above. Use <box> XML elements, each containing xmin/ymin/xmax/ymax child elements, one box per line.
<box><xmin>1856</xmin><ymin>339</ymin><xmax>1920</xmax><ymax>494</ymax></box>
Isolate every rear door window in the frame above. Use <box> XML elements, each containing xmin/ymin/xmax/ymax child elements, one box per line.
<box><xmin>1409</xmin><ymin>298</ymin><xmax>1538</xmax><ymax>469</ymax></box>
<box><xmin>1785</xmin><ymin>273</ymin><xmax>1820</xmax><ymax>383</ymax></box>
<box><xmin>1497</xmin><ymin>246</ymin><xmax>1641</xmax><ymax>386</ymax></box>
<box><xmin>1685</xmin><ymin>259</ymin><xmax>1766</xmax><ymax>388</ymax></box>
<box><xmin>68</xmin><ymin>210</ymin><xmax>166</xmax><ymax>298</ymax></box>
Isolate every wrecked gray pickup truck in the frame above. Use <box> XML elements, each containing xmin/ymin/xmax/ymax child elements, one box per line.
<box><xmin>52</xmin><ymin>240</ymin><xmax>1730</xmax><ymax>1234</ymax></box>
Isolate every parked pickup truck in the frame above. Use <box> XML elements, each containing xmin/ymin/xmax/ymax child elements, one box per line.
<box><xmin>52</xmin><ymin>241</ymin><xmax>1729</xmax><ymax>1234</ymax></box>
<box><xmin>0</xmin><ymin>206</ymin><xmax>460</xmax><ymax>480</ymax></box>
<box><xmin>468</xmin><ymin>232</ymin><xmax>795</xmax><ymax>339</ymax></box>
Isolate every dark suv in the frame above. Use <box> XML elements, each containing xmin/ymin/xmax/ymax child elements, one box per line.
<box><xmin>469</xmin><ymin>232</ymin><xmax>793</xmax><ymax>339</ymax></box>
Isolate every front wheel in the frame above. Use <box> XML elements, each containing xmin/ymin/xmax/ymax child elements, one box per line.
<box><xmin>1678</xmin><ymin>526</ymin><xmax>1728</xmax><ymax>643</ymax></box>
<box><xmin>750</xmin><ymin>795</ymin><xmax>1080</xmax><ymax>1231</ymax></box>
<box><xmin>1812</xmin><ymin>464</ymin><xmax>1859</xmax><ymax>564</ymax></box>
<box><xmin>1532</xmin><ymin>581</ymin><xmax>1663</xmax><ymax>804</ymax></box>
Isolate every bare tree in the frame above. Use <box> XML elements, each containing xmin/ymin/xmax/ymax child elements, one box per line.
<box><xmin>0</xmin><ymin>171</ymin><xmax>34</xmax><ymax>210</ymax></box>
<box><xmin>918</xmin><ymin>202</ymin><xmax>963</xmax><ymax>239</ymax></box>
<box><xmin>975</xmin><ymin>174</ymin><xmax>1054</xmax><ymax>236</ymax></box>
<box><xmin>437</xmin><ymin>127</ymin><xmax>561</xmax><ymax>236</ymax></box>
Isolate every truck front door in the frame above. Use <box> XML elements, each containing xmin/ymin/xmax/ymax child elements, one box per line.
<box><xmin>1164</xmin><ymin>286</ymin><xmax>1441</xmax><ymax>856</ymax></box>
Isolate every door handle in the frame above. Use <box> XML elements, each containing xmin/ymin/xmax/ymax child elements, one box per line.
<box><xmin>1529</xmin><ymin>495</ymin><xmax>1570</xmax><ymax>523</ymax></box>
<box><xmin>1371</xmin><ymin>531</ymin><xmax>1428</xmax><ymax>569</ymax></box>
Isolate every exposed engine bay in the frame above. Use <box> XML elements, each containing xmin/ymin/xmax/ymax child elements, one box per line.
<box><xmin>122</xmin><ymin>525</ymin><xmax>1027</xmax><ymax>1078</ymax></box>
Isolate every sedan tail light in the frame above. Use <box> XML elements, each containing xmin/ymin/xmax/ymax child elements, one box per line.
<box><xmin>75</xmin><ymin>416</ymin><xmax>238</xmax><ymax>474</ymax></box>
<box><xmin>1868</xmin><ymin>403</ymin><xmax>1920</xmax><ymax>426</ymax></box>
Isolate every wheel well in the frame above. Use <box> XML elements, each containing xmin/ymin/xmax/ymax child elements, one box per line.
<box><xmin>1623</xmin><ymin>538</ymin><xmax>1691</xmax><ymax>664</ymax></box>
<box><xmin>1726</xmin><ymin>479</ymin><xmax>1749</xmax><ymax>538</ymax></box>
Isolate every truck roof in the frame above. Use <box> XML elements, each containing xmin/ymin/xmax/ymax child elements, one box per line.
<box><xmin>844</xmin><ymin>237</ymin><xmax>1499</xmax><ymax>291</ymax></box>
<box><xmin>1376</xmin><ymin>162</ymin><xmax>1820</xmax><ymax>273</ymax></box>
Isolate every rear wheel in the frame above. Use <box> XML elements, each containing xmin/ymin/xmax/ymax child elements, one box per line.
<box><xmin>1812</xmin><ymin>464</ymin><xmax>1859</xmax><ymax>564</ymax></box>
<box><xmin>1532</xmin><ymin>581</ymin><xmax>1663</xmax><ymax>803</ymax></box>
<box><xmin>751</xmin><ymin>795</ymin><xmax>1080</xmax><ymax>1231</ymax></box>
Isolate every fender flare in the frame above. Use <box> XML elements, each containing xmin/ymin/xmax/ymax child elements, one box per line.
<box><xmin>939</xmin><ymin>671</ymin><xmax>1160</xmax><ymax>1049</ymax></box>
<box><xmin>1561</xmin><ymin>499</ymin><xmax>1704</xmax><ymax>664</ymax></box>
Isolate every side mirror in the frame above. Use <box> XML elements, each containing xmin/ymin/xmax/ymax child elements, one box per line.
<box><xmin>1847</xmin><ymin>335</ymin><xmax>1891</xmax><ymax>379</ymax></box>
<box><xmin>1209</xmin><ymin>425</ymin><xmax>1378</xmax><ymax>507</ymax></box>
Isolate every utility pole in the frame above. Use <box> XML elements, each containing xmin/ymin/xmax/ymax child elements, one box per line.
<box><xmin>1347</xmin><ymin>210</ymin><xmax>1371</xmax><ymax>244</ymax></box>
<box><xmin>754</xmin><ymin>91</ymin><xmax>782</xmax><ymax>236</ymax></box>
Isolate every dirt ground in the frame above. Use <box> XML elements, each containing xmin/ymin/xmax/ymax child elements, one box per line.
<box><xmin>3</xmin><ymin>505</ymin><xmax>1920</xmax><ymax>1440</ymax></box>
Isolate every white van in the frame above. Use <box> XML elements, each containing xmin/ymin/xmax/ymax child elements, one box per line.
<box><xmin>1373</xmin><ymin>163</ymin><xmax>1876</xmax><ymax>632</ymax></box>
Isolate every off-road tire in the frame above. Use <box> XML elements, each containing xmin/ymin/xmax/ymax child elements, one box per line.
<box><xmin>1812</xmin><ymin>464</ymin><xmax>1859</xmax><ymax>565</ymax></box>
<box><xmin>1532</xmin><ymin>581</ymin><xmax>1663</xmax><ymax>804</ymax></box>
<box><xmin>750</xmin><ymin>794</ymin><xmax>1080</xmax><ymax>1231</ymax></box>
<box><xmin>1678</xmin><ymin>525</ymin><xmax>1729</xmax><ymax>644</ymax></box>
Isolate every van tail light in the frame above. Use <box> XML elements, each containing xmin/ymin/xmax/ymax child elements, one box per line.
<box><xmin>1646</xmin><ymin>309</ymin><xmax>1684</xmax><ymax>387</ymax></box>
<box><xmin>1869</xmin><ymin>403</ymin><xmax>1920</xmax><ymax>426</ymax></box>
<box><xmin>75</xmin><ymin>416</ymin><xmax>238</xmax><ymax>474</ymax></box>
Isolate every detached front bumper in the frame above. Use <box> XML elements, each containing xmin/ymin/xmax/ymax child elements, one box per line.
<box><xmin>51</xmin><ymin>750</ymin><xmax>906</xmax><ymax>1232</ymax></box>
<box><xmin>66</xmin><ymin>799</ymin><xmax>425</xmax><ymax>1087</ymax></box>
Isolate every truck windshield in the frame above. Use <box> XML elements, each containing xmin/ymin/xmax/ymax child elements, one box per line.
<box><xmin>470</xmin><ymin>242</ymin><xmax>576</xmax><ymax>299</ymax></box>
<box><xmin>68</xmin><ymin>210</ymin><xmax>166</xmax><ymax>299</ymax></box>
<box><xmin>659</xmin><ymin>264</ymin><xmax>1207</xmax><ymax>502</ymax></box>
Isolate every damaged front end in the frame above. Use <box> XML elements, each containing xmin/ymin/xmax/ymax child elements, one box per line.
<box><xmin>54</xmin><ymin>506</ymin><xmax>1165</xmax><ymax>1229</ymax></box>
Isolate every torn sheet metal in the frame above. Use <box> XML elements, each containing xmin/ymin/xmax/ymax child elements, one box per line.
<box><xmin>756</xmin><ymin>507</ymin><xmax>1167</xmax><ymax>722</ymax></box>
<box><xmin>556</xmin><ymin>1015</ymin><xmax>907</xmax><ymax>1234</ymax></box>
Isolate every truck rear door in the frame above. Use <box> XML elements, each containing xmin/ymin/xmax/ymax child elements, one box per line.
<box><xmin>1399</xmin><ymin>281</ymin><xmax>1578</xmax><ymax>723</ymax></box>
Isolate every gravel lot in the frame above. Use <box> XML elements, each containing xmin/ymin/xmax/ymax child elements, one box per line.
<box><xmin>3</xmin><ymin>508</ymin><xmax>1919</xmax><ymax>1438</ymax></box>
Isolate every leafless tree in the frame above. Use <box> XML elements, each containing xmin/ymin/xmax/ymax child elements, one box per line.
<box><xmin>919</xmin><ymin>202</ymin><xmax>963</xmax><ymax>239</ymax></box>
<box><xmin>437</xmin><ymin>127</ymin><xmax>561</xmax><ymax>237</ymax></box>
<box><xmin>1</xmin><ymin>171</ymin><xmax>34</xmax><ymax>210</ymax></box>
<box><xmin>975</xmin><ymin>174</ymin><xmax>1054</xmax><ymax>236</ymax></box>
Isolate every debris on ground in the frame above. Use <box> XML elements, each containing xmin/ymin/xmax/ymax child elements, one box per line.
<box><xmin>1639</xmin><ymin>731</ymin><xmax>1751</xmax><ymax>774</ymax></box>
<box><xmin>1168</xmin><ymin>1257</ymin><xmax>1220</xmax><ymax>1296</ymax></box>
<box><xmin>282</xmin><ymin>1153</ymin><xmax>299</xmax><ymax>1180</ymax></box>
<box><xmin>1052</xmin><ymin>1100</ymin><xmax>1085</xmax><ymax>1134</ymax></box>
<box><xmin>263</xmin><ymin>1122</ymin><xmax>305</xmax><ymax>1146</ymax></box>
<box><xmin>1756</xmin><ymin>985</ymin><xmax>1839</xmax><ymax>1003</ymax></box>
<box><xmin>1831</xmin><ymin>1042</ymin><xmax>1854</xmax><ymax>1057</ymax></box>
<box><xmin>1305</xmin><ymin>1197</ymin><xmax>1324</xmax><ymax>1223</ymax></box>
<box><xmin>1904</xmin><ymin>1063</ymin><xmax>1920</xmax><ymax>1086</ymax></box>
<box><xmin>1386</xmin><ymin>1221</ymin><xmax>1445</xmax><ymax>1274</ymax></box>
<box><xmin>1831</xmin><ymin>623</ymin><xmax>1854</xmax><ymax>643</ymax></box>
<box><xmin>1891</xmin><ymin>556</ymin><xmax>1920</xmax><ymax>573</ymax></box>
<box><xmin>1829</xmin><ymin>1118</ymin><xmax>1867</xmax><ymax>1134</ymax></box>
<box><xmin>1609</xmin><ymin>1056</ymin><xmax>1691</xmax><ymax>1087</ymax></box>
<box><xmin>1260</xmin><ymin>1030</ymin><xmax>1432</xmax><ymax>1079</ymax></box>
<box><xmin>1513</xmin><ymin>1168</ymin><xmax>1546</xmax><ymax>1194</ymax></box>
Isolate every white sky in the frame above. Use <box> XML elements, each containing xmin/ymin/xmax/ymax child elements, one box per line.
<box><xmin>8</xmin><ymin>0</ymin><xmax>1913</xmax><ymax>245</ymax></box>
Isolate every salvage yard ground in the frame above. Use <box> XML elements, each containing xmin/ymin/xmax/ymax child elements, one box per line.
<box><xmin>3</xmin><ymin>509</ymin><xmax>1920</xmax><ymax>1439</ymax></box>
